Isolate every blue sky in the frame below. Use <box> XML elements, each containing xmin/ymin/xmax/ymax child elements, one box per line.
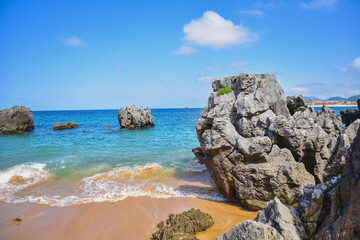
<box><xmin>1</xmin><ymin>0</ymin><xmax>359</xmax><ymax>110</ymax></box>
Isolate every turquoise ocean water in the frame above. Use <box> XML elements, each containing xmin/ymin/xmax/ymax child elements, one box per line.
<box><xmin>0</xmin><ymin>106</ymin><xmax>357</xmax><ymax>206</ymax></box>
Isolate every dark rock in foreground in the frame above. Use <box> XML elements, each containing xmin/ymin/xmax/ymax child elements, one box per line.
<box><xmin>152</xmin><ymin>208</ymin><xmax>214</xmax><ymax>240</ymax></box>
<box><xmin>217</xmin><ymin>127</ymin><xmax>360</xmax><ymax>240</ymax></box>
<box><xmin>53</xmin><ymin>121</ymin><xmax>78</xmax><ymax>130</ymax></box>
<box><xmin>0</xmin><ymin>105</ymin><xmax>34</xmax><ymax>134</ymax></box>
<box><xmin>196</xmin><ymin>73</ymin><xmax>359</xmax><ymax>210</ymax></box>
<box><xmin>341</xmin><ymin>99</ymin><xmax>360</xmax><ymax>127</ymax></box>
<box><xmin>118</xmin><ymin>105</ymin><xmax>155</xmax><ymax>129</ymax></box>
<box><xmin>192</xmin><ymin>147</ymin><xmax>205</xmax><ymax>164</ymax></box>
<box><xmin>341</xmin><ymin>110</ymin><xmax>360</xmax><ymax>127</ymax></box>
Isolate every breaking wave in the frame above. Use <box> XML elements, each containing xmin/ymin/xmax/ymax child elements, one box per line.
<box><xmin>0</xmin><ymin>162</ymin><xmax>227</xmax><ymax>206</ymax></box>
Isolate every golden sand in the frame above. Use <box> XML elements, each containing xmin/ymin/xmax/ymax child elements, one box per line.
<box><xmin>0</xmin><ymin>197</ymin><xmax>257</xmax><ymax>240</ymax></box>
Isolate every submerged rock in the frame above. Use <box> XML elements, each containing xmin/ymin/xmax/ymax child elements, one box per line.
<box><xmin>53</xmin><ymin>121</ymin><xmax>78</xmax><ymax>130</ymax></box>
<box><xmin>0</xmin><ymin>105</ymin><xmax>34</xmax><ymax>134</ymax></box>
<box><xmin>152</xmin><ymin>208</ymin><xmax>214</xmax><ymax>240</ymax></box>
<box><xmin>196</xmin><ymin>73</ymin><xmax>358</xmax><ymax>210</ymax></box>
<box><xmin>217</xmin><ymin>127</ymin><xmax>360</xmax><ymax>240</ymax></box>
<box><xmin>192</xmin><ymin>147</ymin><xmax>205</xmax><ymax>164</ymax></box>
<box><xmin>118</xmin><ymin>105</ymin><xmax>155</xmax><ymax>129</ymax></box>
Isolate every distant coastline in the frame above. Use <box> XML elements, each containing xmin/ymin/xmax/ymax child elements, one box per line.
<box><xmin>308</xmin><ymin>104</ymin><xmax>357</xmax><ymax>107</ymax></box>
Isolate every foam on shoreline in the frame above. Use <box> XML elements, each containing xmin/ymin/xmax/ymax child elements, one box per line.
<box><xmin>0</xmin><ymin>162</ymin><xmax>227</xmax><ymax>206</ymax></box>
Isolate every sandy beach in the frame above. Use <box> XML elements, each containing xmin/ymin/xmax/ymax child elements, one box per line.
<box><xmin>0</xmin><ymin>197</ymin><xmax>257</xmax><ymax>240</ymax></box>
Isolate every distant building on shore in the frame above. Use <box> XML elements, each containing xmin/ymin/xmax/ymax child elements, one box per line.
<box><xmin>307</xmin><ymin>100</ymin><xmax>357</xmax><ymax>106</ymax></box>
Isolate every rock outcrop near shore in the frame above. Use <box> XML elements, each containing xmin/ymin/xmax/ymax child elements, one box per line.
<box><xmin>341</xmin><ymin>100</ymin><xmax>360</xmax><ymax>127</ymax></box>
<box><xmin>196</xmin><ymin>73</ymin><xmax>359</xmax><ymax>210</ymax></box>
<box><xmin>217</xmin><ymin>127</ymin><xmax>360</xmax><ymax>240</ymax></box>
<box><xmin>53</xmin><ymin>122</ymin><xmax>79</xmax><ymax>130</ymax></box>
<box><xmin>118</xmin><ymin>105</ymin><xmax>155</xmax><ymax>129</ymax></box>
<box><xmin>152</xmin><ymin>208</ymin><xmax>214</xmax><ymax>240</ymax></box>
<box><xmin>0</xmin><ymin>105</ymin><xmax>34</xmax><ymax>134</ymax></box>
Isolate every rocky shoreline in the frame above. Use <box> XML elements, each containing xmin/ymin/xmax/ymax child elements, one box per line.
<box><xmin>195</xmin><ymin>73</ymin><xmax>360</xmax><ymax>239</ymax></box>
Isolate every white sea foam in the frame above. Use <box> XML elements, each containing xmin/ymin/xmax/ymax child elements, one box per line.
<box><xmin>0</xmin><ymin>163</ymin><xmax>51</xmax><ymax>201</ymax></box>
<box><xmin>1</xmin><ymin>162</ymin><xmax>227</xmax><ymax>206</ymax></box>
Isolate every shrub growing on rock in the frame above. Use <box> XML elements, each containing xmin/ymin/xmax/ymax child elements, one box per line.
<box><xmin>217</xmin><ymin>87</ymin><xmax>232</xmax><ymax>96</ymax></box>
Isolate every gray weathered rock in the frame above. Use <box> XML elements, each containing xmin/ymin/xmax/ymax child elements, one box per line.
<box><xmin>218</xmin><ymin>127</ymin><xmax>360</xmax><ymax>240</ymax></box>
<box><xmin>53</xmin><ymin>121</ymin><xmax>78</xmax><ymax>130</ymax></box>
<box><xmin>286</xmin><ymin>95</ymin><xmax>307</xmax><ymax>115</ymax></box>
<box><xmin>0</xmin><ymin>105</ymin><xmax>34</xmax><ymax>134</ymax></box>
<box><xmin>196</xmin><ymin>73</ymin><xmax>356</xmax><ymax>210</ymax></box>
<box><xmin>118</xmin><ymin>105</ymin><xmax>155</xmax><ymax>129</ymax></box>
<box><xmin>233</xmin><ymin>145</ymin><xmax>314</xmax><ymax>210</ymax></box>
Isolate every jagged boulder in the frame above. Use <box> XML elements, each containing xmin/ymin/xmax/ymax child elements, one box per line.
<box><xmin>118</xmin><ymin>105</ymin><xmax>154</xmax><ymax>129</ymax></box>
<box><xmin>53</xmin><ymin>121</ymin><xmax>78</xmax><ymax>130</ymax></box>
<box><xmin>286</xmin><ymin>95</ymin><xmax>307</xmax><ymax>115</ymax></box>
<box><xmin>0</xmin><ymin>105</ymin><xmax>34</xmax><ymax>134</ymax></box>
<box><xmin>341</xmin><ymin>109</ymin><xmax>360</xmax><ymax>127</ymax></box>
<box><xmin>196</xmin><ymin>73</ymin><xmax>357</xmax><ymax>210</ymax></box>
<box><xmin>152</xmin><ymin>208</ymin><xmax>214</xmax><ymax>240</ymax></box>
<box><xmin>217</xmin><ymin>127</ymin><xmax>360</xmax><ymax>240</ymax></box>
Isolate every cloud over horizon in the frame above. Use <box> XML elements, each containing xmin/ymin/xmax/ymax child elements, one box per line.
<box><xmin>173</xmin><ymin>46</ymin><xmax>197</xmax><ymax>55</ymax></box>
<box><xmin>341</xmin><ymin>57</ymin><xmax>360</xmax><ymax>73</ymax></box>
<box><xmin>182</xmin><ymin>11</ymin><xmax>258</xmax><ymax>49</ymax></box>
<box><xmin>197</xmin><ymin>76</ymin><xmax>215</xmax><ymax>82</ymax></box>
<box><xmin>238</xmin><ymin>9</ymin><xmax>264</xmax><ymax>17</ymax></box>
<box><xmin>61</xmin><ymin>36</ymin><xmax>84</xmax><ymax>46</ymax></box>
<box><xmin>300</xmin><ymin>0</ymin><xmax>339</xmax><ymax>9</ymax></box>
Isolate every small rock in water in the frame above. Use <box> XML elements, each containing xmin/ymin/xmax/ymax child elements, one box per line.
<box><xmin>118</xmin><ymin>105</ymin><xmax>155</xmax><ymax>129</ymax></box>
<box><xmin>53</xmin><ymin>121</ymin><xmax>78</xmax><ymax>130</ymax></box>
<box><xmin>0</xmin><ymin>105</ymin><xmax>34</xmax><ymax>134</ymax></box>
<box><xmin>152</xmin><ymin>208</ymin><xmax>214</xmax><ymax>240</ymax></box>
<box><xmin>13</xmin><ymin>218</ymin><xmax>22</xmax><ymax>224</ymax></box>
<box><xmin>105</xmin><ymin>125</ymin><xmax>112</xmax><ymax>129</ymax></box>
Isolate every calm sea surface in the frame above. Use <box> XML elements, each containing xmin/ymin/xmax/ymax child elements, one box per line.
<box><xmin>0</xmin><ymin>106</ymin><xmax>357</xmax><ymax>206</ymax></box>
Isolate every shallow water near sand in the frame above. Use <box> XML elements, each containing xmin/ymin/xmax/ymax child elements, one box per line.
<box><xmin>0</xmin><ymin>106</ymin><xmax>357</xmax><ymax>206</ymax></box>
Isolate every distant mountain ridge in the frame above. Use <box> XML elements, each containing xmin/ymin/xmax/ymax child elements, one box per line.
<box><xmin>303</xmin><ymin>94</ymin><xmax>360</xmax><ymax>101</ymax></box>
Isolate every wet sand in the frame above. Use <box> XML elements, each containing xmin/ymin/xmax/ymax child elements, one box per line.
<box><xmin>0</xmin><ymin>197</ymin><xmax>257</xmax><ymax>240</ymax></box>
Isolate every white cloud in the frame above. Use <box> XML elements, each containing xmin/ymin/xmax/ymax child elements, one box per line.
<box><xmin>197</xmin><ymin>76</ymin><xmax>215</xmax><ymax>82</ymax></box>
<box><xmin>340</xmin><ymin>67</ymin><xmax>349</xmax><ymax>73</ymax></box>
<box><xmin>341</xmin><ymin>57</ymin><xmax>360</xmax><ymax>72</ymax></box>
<box><xmin>173</xmin><ymin>46</ymin><xmax>197</xmax><ymax>55</ymax></box>
<box><xmin>347</xmin><ymin>90</ymin><xmax>360</xmax><ymax>96</ymax></box>
<box><xmin>183</xmin><ymin>11</ymin><xmax>258</xmax><ymax>48</ymax></box>
<box><xmin>301</xmin><ymin>0</ymin><xmax>338</xmax><ymax>9</ymax></box>
<box><xmin>256</xmin><ymin>1</ymin><xmax>276</xmax><ymax>8</ymax></box>
<box><xmin>230</xmin><ymin>61</ymin><xmax>249</xmax><ymax>67</ymax></box>
<box><xmin>63</xmin><ymin>36</ymin><xmax>84</xmax><ymax>46</ymax></box>
<box><xmin>206</xmin><ymin>63</ymin><xmax>221</xmax><ymax>72</ymax></box>
<box><xmin>351</xmin><ymin>57</ymin><xmax>360</xmax><ymax>71</ymax></box>
<box><xmin>290</xmin><ymin>87</ymin><xmax>308</xmax><ymax>93</ymax></box>
<box><xmin>239</xmin><ymin>10</ymin><xmax>264</xmax><ymax>17</ymax></box>
<box><xmin>113</xmin><ymin>66</ymin><xmax>123</xmax><ymax>71</ymax></box>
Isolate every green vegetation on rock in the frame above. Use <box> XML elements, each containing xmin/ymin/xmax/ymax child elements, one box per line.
<box><xmin>217</xmin><ymin>87</ymin><xmax>232</xmax><ymax>96</ymax></box>
<box><xmin>152</xmin><ymin>208</ymin><xmax>214</xmax><ymax>240</ymax></box>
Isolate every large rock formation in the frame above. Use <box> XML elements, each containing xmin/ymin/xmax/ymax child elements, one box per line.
<box><xmin>0</xmin><ymin>105</ymin><xmax>34</xmax><ymax>134</ymax></box>
<box><xmin>217</xmin><ymin>127</ymin><xmax>360</xmax><ymax>240</ymax></box>
<box><xmin>118</xmin><ymin>105</ymin><xmax>155</xmax><ymax>129</ymax></box>
<box><xmin>53</xmin><ymin>121</ymin><xmax>78</xmax><ymax>130</ymax></box>
<box><xmin>196</xmin><ymin>73</ymin><xmax>359</xmax><ymax>210</ymax></box>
